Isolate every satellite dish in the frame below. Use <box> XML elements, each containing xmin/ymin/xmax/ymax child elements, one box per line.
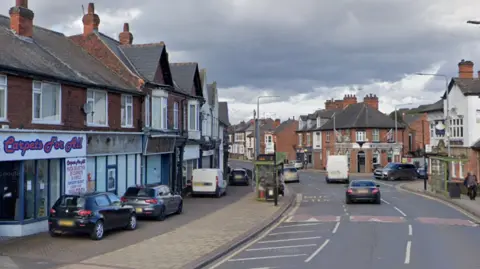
<box><xmin>82</xmin><ymin>103</ymin><xmax>93</xmax><ymax>114</ymax></box>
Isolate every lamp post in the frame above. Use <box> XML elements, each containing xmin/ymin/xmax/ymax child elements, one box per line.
<box><xmin>255</xmin><ymin>96</ymin><xmax>279</xmax><ymax>160</ymax></box>
<box><xmin>332</xmin><ymin>112</ymin><xmax>336</xmax><ymax>153</ymax></box>
<box><xmin>415</xmin><ymin>73</ymin><xmax>450</xmax><ymax>157</ymax></box>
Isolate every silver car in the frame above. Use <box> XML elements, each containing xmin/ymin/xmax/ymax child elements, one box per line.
<box><xmin>121</xmin><ymin>184</ymin><xmax>183</xmax><ymax>221</ymax></box>
<box><xmin>290</xmin><ymin>160</ymin><xmax>304</xmax><ymax>169</ymax></box>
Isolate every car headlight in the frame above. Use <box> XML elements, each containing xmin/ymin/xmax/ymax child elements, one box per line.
<box><xmin>383</xmin><ymin>171</ymin><xmax>388</xmax><ymax>175</ymax></box>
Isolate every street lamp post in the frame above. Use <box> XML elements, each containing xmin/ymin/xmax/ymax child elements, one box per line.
<box><xmin>332</xmin><ymin>112</ymin><xmax>336</xmax><ymax>153</ymax></box>
<box><xmin>255</xmin><ymin>96</ymin><xmax>279</xmax><ymax>160</ymax></box>
<box><xmin>415</xmin><ymin>73</ymin><xmax>450</xmax><ymax>157</ymax></box>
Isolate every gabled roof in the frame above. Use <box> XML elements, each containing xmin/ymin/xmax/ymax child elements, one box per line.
<box><xmin>444</xmin><ymin>78</ymin><xmax>480</xmax><ymax>97</ymax></box>
<box><xmin>403</xmin><ymin>114</ymin><xmax>422</xmax><ymax>125</ymax></box>
<box><xmin>318</xmin><ymin>103</ymin><xmax>404</xmax><ymax>130</ymax></box>
<box><xmin>119</xmin><ymin>43</ymin><xmax>165</xmax><ymax>82</ymax></box>
<box><xmin>418</xmin><ymin>99</ymin><xmax>443</xmax><ymax>113</ymax></box>
<box><xmin>274</xmin><ymin>119</ymin><xmax>297</xmax><ymax>134</ymax></box>
<box><xmin>218</xmin><ymin>102</ymin><xmax>230</xmax><ymax>126</ymax></box>
<box><xmin>170</xmin><ymin>62</ymin><xmax>201</xmax><ymax>95</ymax></box>
<box><xmin>0</xmin><ymin>15</ymin><xmax>135</xmax><ymax>92</ymax></box>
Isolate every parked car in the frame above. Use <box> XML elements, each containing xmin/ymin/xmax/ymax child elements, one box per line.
<box><xmin>283</xmin><ymin>167</ymin><xmax>299</xmax><ymax>183</ymax></box>
<box><xmin>290</xmin><ymin>160</ymin><xmax>304</xmax><ymax>169</ymax></box>
<box><xmin>230</xmin><ymin>168</ymin><xmax>250</xmax><ymax>185</ymax></box>
<box><xmin>48</xmin><ymin>192</ymin><xmax>137</xmax><ymax>240</ymax></box>
<box><xmin>417</xmin><ymin>167</ymin><xmax>427</xmax><ymax>179</ymax></box>
<box><xmin>374</xmin><ymin>163</ymin><xmax>418</xmax><ymax>181</ymax></box>
<box><xmin>192</xmin><ymin>168</ymin><xmax>228</xmax><ymax>197</ymax></box>
<box><xmin>121</xmin><ymin>184</ymin><xmax>183</xmax><ymax>221</ymax></box>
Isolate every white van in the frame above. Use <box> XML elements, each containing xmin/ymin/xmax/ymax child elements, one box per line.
<box><xmin>192</xmin><ymin>168</ymin><xmax>227</xmax><ymax>197</ymax></box>
<box><xmin>326</xmin><ymin>155</ymin><xmax>349</xmax><ymax>183</ymax></box>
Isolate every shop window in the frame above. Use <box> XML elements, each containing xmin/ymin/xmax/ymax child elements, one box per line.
<box><xmin>86</xmin><ymin>157</ymin><xmax>96</xmax><ymax>192</ymax></box>
<box><xmin>146</xmin><ymin>156</ymin><xmax>161</xmax><ymax>184</ymax></box>
<box><xmin>36</xmin><ymin>160</ymin><xmax>48</xmax><ymax>218</ymax></box>
<box><xmin>107</xmin><ymin>167</ymin><xmax>116</xmax><ymax>193</ymax></box>
<box><xmin>24</xmin><ymin>160</ymin><xmax>35</xmax><ymax>220</ymax></box>
<box><xmin>127</xmin><ymin>155</ymin><xmax>136</xmax><ymax>187</ymax></box>
<box><xmin>0</xmin><ymin>161</ymin><xmax>21</xmax><ymax>221</ymax></box>
<box><xmin>96</xmin><ymin>156</ymin><xmax>107</xmax><ymax>192</ymax></box>
<box><xmin>49</xmin><ymin>159</ymin><xmax>61</xmax><ymax>208</ymax></box>
<box><xmin>117</xmin><ymin>155</ymin><xmax>127</xmax><ymax>196</ymax></box>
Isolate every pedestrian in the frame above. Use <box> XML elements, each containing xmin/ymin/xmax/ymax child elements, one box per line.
<box><xmin>464</xmin><ymin>172</ymin><xmax>478</xmax><ymax>200</ymax></box>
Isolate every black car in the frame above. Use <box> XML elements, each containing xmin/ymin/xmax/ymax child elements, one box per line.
<box><xmin>48</xmin><ymin>192</ymin><xmax>137</xmax><ymax>240</ymax></box>
<box><xmin>416</xmin><ymin>167</ymin><xmax>427</xmax><ymax>179</ymax></box>
<box><xmin>345</xmin><ymin>180</ymin><xmax>381</xmax><ymax>204</ymax></box>
<box><xmin>230</xmin><ymin>169</ymin><xmax>250</xmax><ymax>185</ymax></box>
<box><xmin>121</xmin><ymin>184</ymin><xmax>183</xmax><ymax>221</ymax></box>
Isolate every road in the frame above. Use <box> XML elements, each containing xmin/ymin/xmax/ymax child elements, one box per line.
<box><xmin>209</xmin><ymin>166</ymin><xmax>480</xmax><ymax>269</ymax></box>
<box><xmin>0</xmin><ymin>161</ymin><xmax>251</xmax><ymax>269</ymax></box>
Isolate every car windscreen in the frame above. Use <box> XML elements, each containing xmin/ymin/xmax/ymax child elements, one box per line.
<box><xmin>384</xmin><ymin>163</ymin><xmax>397</xmax><ymax>169</ymax></box>
<box><xmin>54</xmin><ymin>195</ymin><xmax>86</xmax><ymax>208</ymax></box>
<box><xmin>124</xmin><ymin>187</ymin><xmax>155</xmax><ymax>197</ymax></box>
<box><xmin>232</xmin><ymin>170</ymin><xmax>246</xmax><ymax>176</ymax></box>
<box><xmin>284</xmin><ymin>168</ymin><xmax>297</xmax><ymax>173</ymax></box>
<box><xmin>351</xmin><ymin>181</ymin><xmax>376</xmax><ymax>187</ymax></box>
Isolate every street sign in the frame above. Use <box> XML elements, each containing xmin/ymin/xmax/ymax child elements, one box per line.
<box><xmin>257</xmin><ymin>154</ymin><xmax>275</xmax><ymax>161</ymax></box>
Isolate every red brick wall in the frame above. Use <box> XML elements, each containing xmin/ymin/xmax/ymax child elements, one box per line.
<box><xmin>275</xmin><ymin>120</ymin><xmax>298</xmax><ymax>161</ymax></box>
<box><xmin>404</xmin><ymin>113</ymin><xmax>430</xmax><ymax>152</ymax></box>
<box><xmin>2</xmin><ymin>75</ymin><xmax>142</xmax><ymax>131</ymax></box>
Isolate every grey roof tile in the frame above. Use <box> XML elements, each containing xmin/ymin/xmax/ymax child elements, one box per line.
<box><xmin>95</xmin><ymin>32</ymin><xmax>139</xmax><ymax>76</ymax></box>
<box><xmin>418</xmin><ymin>100</ymin><xmax>443</xmax><ymax>113</ymax></box>
<box><xmin>170</xmin><ymin>62</ymin><xmax>198</xmax><ymax>93</ymax></box>
<box><xmin>451</xmin><ymin>78</ymin><xmax>480</xmax><ymax>95</ymax></box>
<box><xmin>318</xmin><ymin>103</ymin><xmax>404</xmax><ymax>130</ymax></box>
<box><xmin>0</xmin><ymin>15</ymin><xmax>134</xmax><ymax>92</ymax></box>
<box><xmin>119</xmin><ymin>43</ymin><xmax>165</xmax><ymax>82</ymax></box>
<box><xmin>218</xmin><ymin>102</ymin><xmax>230</xmax><ymax>126</ymax></box>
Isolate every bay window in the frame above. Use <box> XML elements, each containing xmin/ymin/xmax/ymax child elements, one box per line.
<box><xmin>173</xmin><ymin>102</ymin><xmax>179</xmax><ymax>129</ymax></box>
<box><xmin>86</xmin><ymin>89</ymin><xmax>107</xmax><ymax>126</ymax></box>
<box><xmin>121</xmin><ymin>95</ymin><xmax>133</xmax><ymax>127</ymax></box>
<box><xmin>189</xmin><ymin>103</ymin><xmax>199</xmax><ymax>131</ymax></box>
<box><xmin>0</xmin><ymin>75</ymin><xmax>6</xmax><ymax>120</ymax></box>
<box><xmin>33</xmin><ymin>81</ymin><xmax>61</xmax><ymax>123</ymax></box>
<box><xmin>152</xmin><ymin>96</ymin><xmax>168</xmax><ymax>129</ymax></box>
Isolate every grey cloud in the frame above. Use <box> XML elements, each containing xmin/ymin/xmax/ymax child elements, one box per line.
<box><xmin>0</xmin><ymin>0</ymin><xmax>478</xmax><ymax>104</ymax></box>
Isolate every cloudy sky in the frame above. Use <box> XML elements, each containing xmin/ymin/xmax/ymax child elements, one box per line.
<box><xmin>2</xmin><ymin>0</ymin><xmax>480</xmax><ymax>124</ymax></box>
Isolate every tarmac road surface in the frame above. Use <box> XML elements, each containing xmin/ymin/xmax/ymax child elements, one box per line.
<box><xmin>209</xmin><ymin>168</ymin><xmax>480</xmax><ymax>269</ymax></box>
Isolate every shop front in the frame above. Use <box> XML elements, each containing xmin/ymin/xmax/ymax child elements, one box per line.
<box><xmin>296</xmin><ymin>147</ymin><xmax>312</xmax><ymax>167</ymax></box>
<box><xmin>142</xmin><ymin>136</ymin><xmax>176</xmax><ymax>187</ymax></box>
<box><xmin>183</xmin><ymin>144</ymin><xmax>200</xmax><ymax>188</ymax></box>
<box><xmin>202</xmin><ymin>149</ymin><xmax>214</xmax><ymax>168</ymax></box>
<box><xmin>0</xmin><ymin>131</ymin><xmax>86</xmax><ymax>237</ymax></box>
<box><xmin>86</xmin><ymin>133</ymin><xmax>142</xmax><ymax>197</ymax></box>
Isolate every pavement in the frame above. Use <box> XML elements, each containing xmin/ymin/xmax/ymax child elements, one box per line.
<box><xmin>207</xmin><ymin>170</ymin><xmax>480</xmax><ymax>269</ymax></box>
<box><xmin>1</xmin><ymin>161</ymin><xmax>292</xmax><ymax>269</ymax></box>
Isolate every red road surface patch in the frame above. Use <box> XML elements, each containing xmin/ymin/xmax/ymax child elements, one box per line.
<box><xmin>349</xmin><ymin>215</ymin><xmax>406</xmax><ymax>223</ymax></box>
<box><xmin>285</xmin><ymin>214</ymin><xmax>341</xmax><ymax>223</ymax></box>
<box><xmin>416</xmin><ymin>217</ymin><xmax>478</xmax><ymax>227</ymax></box>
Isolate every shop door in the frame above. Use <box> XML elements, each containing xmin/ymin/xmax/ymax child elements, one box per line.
<box><xmin>357</xmin><ymin>151</ymin><xmax>366</xmax><ymax>173</ymax></box>
<box><xmin>161</xmin><ymin>154</ymin><xmax>170</xmax><ymax>186</ymax></box>
<box><xmin>202</xmin><ymin>156</ymin><xmax>211</xmax><ymax>168</ymax></box>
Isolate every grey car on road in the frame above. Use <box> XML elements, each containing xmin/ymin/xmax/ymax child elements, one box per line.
<box><xmin>121</xmin><ymin>184</ymin><xmax>183</xmax><ymax>221</ymax></box>
<box><xmin>374</xmin><ymin>163</ymin><xmax>418</xmax><ymax>181</ymax></box>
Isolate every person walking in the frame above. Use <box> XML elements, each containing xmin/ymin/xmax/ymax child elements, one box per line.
<box><xmin>464</xmin><ymin>172</ymin><xmax>478</xmax><ymax>200</ymax></box>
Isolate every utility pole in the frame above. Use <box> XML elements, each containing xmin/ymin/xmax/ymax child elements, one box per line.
<box><xmin>273</xmin><ymin>141</ymin><xmax>278</xmax><ymax>206</ymax></box>
<box><xmin>422</xmin><ymin>120</ymin><xmax>427</xmax><ymax>191</ymax></box>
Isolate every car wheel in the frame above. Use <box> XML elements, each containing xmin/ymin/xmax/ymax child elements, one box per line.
<box><xmin>345</xmin><ymin>197</ymin><xmax>352</xmax><ymax>204</ymax></box>
<box><xmin>375</xmin><ymin>197</ymin><xmax>381</xmax><ymax>204</ymax></box>
<box><xmin>125</xmin><ymin>214</ymin><xmax>137</xmax><ymax>230</ymax></box>
<box><xmin>326</xmin><ymin>177</ymin><xmax>330</xmax><ymax>184</ymax></box>
<box><xmin>156</xmin><ymin>206</ymin><xmax>167</xmax><ymax>221</ymax></box>
<box><xmin>90</xmin><ymin>220</ymin><xmax>104</xmax><ymax>240</ymax></box>
<box><xmin>49</xmin><ymin>229</ymin><xmax>60</xmax><ymax>237</ymax></box>
<box><xmin>176</xmin><ymin>201</ymin><xmax>183</xmax><ymax>214</ymax></box>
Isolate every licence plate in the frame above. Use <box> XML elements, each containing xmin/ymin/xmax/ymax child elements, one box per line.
<box><xmin>357</xmin><ymin>190</ymin><xmax>368</xmax><ymax>194</ymax></box>
<box><xmin>194</xmin><ymin>182</ymin><xmax>205</xmax><ymax>186</ymax></box>
<box><xmin>136</xmin><ymin>208</ymin><xmax>142</xmax><ymax>213</ymax></box>
<box><xmin>59</xmin><ymin>220</ymin><xmax>74</xmax><ymax>227</ymax></box>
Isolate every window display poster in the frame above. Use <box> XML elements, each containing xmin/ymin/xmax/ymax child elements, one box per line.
<box><xmin>65</xmin><ymin>157</ymin><xmax>87</xmax><ymax>195</ymax></box>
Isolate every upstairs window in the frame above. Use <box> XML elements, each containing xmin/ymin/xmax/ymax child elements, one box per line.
<box><xmin>298</xmin><ymin>134</ymin><xmax>303</xmax><ymax>146</ymax></box>
<box><xmin>189</xmin><ymin>103</ymin><xmax>198</xmax><ymax>131</ymax></box>
<box><xmin>86</xmin><ymin>90</ymin><xmax>107</xmax><ymax>126</ymax></box>
<box><xmin>173</xmin><ymin>102</ymin><xmax>179</xmax><ymax>129</ymax></box>
<box><xmin>306</xmin><ymin>133</ymin><xmax>311</xmax><ymax>145</ymax></box>
<box><xmin>121</xmin><ymin>95</ymin><xmax>133</xmax><ymax>127</ymax></box>
<box><xmin>0</xmin><ymin>75</ymin><xmax>6</xmax><ymax>120</ymax></box>
<box><xmin>372</xmin><ymin>129</ymin><xmax>380</xmax><ymax>142</ymax></box>
<box><xmin>356</xmin><ymin>131</ymin><xmax>366</xmax><ymax>142</ymax></box>
<box><xmin>326</xmin><ymin>132</ymin><xmax>330</xmax><ymax>142</ymax></box>
<box><xmin>33</xmin><ymin>81</ymin><xmax>61</xmax><ymax>123</ymax></box>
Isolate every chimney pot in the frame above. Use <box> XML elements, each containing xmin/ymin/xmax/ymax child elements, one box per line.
<box><xmin>458</xmin><ymin>59</ymin><xmax>474</xmax><ymax>79</ymax></box>
<box><xmin>82</xmin><ymin>2</ymin><xmax>100</xmax><ymax>36</ymax></box>
<box><xmin>9</xmin><ymin>0</ymin><xmax>34</xmax><ymax>38</ymax></box>
<box><xmin>119</xmin><ymin>22</ymin><xmax>133</xmax><ymax>44</ymax></box>
<box><xmin>123</xmin><ymin>23</ymin><xmax>129</xmax><ymax>32</ymax></box>
<box><xmin>15</xmin><ymin>0</ymin><xmax>27</xmax><ymax>8</ymax></box>
<box><xmin>88</xmin><ymin>3</ymin><xmax>95</xmax><ymax>14</ymax></box>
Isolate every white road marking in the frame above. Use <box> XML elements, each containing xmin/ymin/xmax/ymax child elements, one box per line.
<box><xmin>408</xmin><ymin>224</ymin><xmax>412</xmax><ymax>236</ymax></box>
<box><xmin>246</xmin><ymin>244</ymin><xmax>317</xmax><ymax>251</ymax></box>
<box><xmin>404</xmin><ymin>241</ymin><xmax>412</xmax><ymax>264</ymax></box>
<box><xmin>229</xmin><ymin>254</ymin><xmax>307</xmax><ymax>262</ymax></box>
<box><xmin>278</xmin><ymin>223</ymin><xmax>322</xmax><ymax>228</ymax></box>
<box><xmin>394</xmin><ymin>206</ymin><xmax>407</xmax><ymax>217</ymax></box>
<box><xmin>268</xmin><ymin>230</ymin><xmax>314</xmax><ymax>236</ymax></box>
<box><xmin>259</xmin><ymin>236</ymin><xmax>322</xmax><ymax>244</ymax></box>
<box><xmin>332</xmin><ymin>222</ymin><xmax>340</xmax><ymax>234</ymax></box>
<box><xmin>381</xmin><ymin>198</ymin><xmax>390</xmax><ymax>204</ymax></box>
<box><xmin>249</xmin><ymin>267</ymin><xmax>277</xmax><ymax>269</ymax></box>
<box><xmin>304</xmin><ymin>239</ymin><xmax>330</xmax><ymax>263</ymax></box>
<box><xmin>207</xmin><ymin>215</ymin><xmax>289</xmax><ymax>269</ymax></box>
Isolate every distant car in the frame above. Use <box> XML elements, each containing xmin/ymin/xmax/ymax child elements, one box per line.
<box><xmin>283</xmin><ymin>167</ymin><xmax>299</xmax><ymax>183</ymax></box>
<box><xmin>346</xmin><ymin>180</ymin><xmax>381</xmax><ymax>204</ymax></box>
<box><xmin>230</xmin><ymin>169</ymin><xmax>250</xmax><ymax>185</ymax></box>
<box><xmin>49</xmin><ymin>192</ymin><xmax>137</xmax><ymax>240</ymax></box>
<box><xmin>374</xmin><ymin>163</ymin><xmax>417</xmax><ymax>181</ymax></box>
<box><xmin>290</xmin><ymin>160</ymin><xmax>304</xmax><ymax>169</ymax></box>
<box><xmin>121</xmin><ymin>184</ymin><xmax>183</xmax><ymax>221</ymax></box>
<box><xmin>417</xmin><ymin>167</ymin><xmax>427</xmax><ymax>179</ymax></box>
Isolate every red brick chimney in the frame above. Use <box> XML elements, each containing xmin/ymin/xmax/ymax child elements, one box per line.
<box><xmin>9</xmin><ymin>0</ymin><xmax>34</xmax><ymax>38</ymax></box>
<box><xmin>363</xmin><ymin>94</ymin><xmax>379</xmax><ymax>110</ymax></box>
<box><xmin>274</xmin><ymin>119</ymin><xmax>281</xmax><ymax>128</ymax></box>
<box><xmin>458</xmin><ymin>59</ymin><xmax>474</xmax><ymax>79</ymax></box>
<box><xmin>119</xmin><ymin>23</ymin><xmax>133</xmax><ymax>45</ymax></box>
<box><xmin>82</xmin><ymin>3</ymin><xmax>100</xmax><ymax>36</ymax></box>
<box><xmin>342</xmin><ymin>94</ymin><xmax>357</xmax><ymax>107</ymax></box>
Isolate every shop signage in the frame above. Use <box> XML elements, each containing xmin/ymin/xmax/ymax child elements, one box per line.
<box><xmin>144</xmin><ymin>137</ymin><xmax>176</xmax><ymax>155</ymax></box>
<box><xmin>65</xmin><ymin>157</ymin><xmax>87</xmax><ymax>195</ymax></box>
<box><xmin>0</xmin><ymin>133</ymin><xmax>87</xmax><ymax>161</ymax></box>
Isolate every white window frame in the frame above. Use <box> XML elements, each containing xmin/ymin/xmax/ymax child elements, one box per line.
<box><xmin>429</xmin><ymin>122</ymin><xmax>434</xmax><ymax>138</ymax></box>
<box><xmin>145</xmin><ymin>95</ymin><xmax>150</xmax><ymax>127</ymax></box>
<box><xmin>86</xmin><ymin>89</ymin><xmax>108</xmax><ymax>126</ymax></box>
<box><xmin>372</xmin><ymin>129</ymin><xmax>380</xmax><ymax>142</ymax></box>
<box><xmin>161</xmin><ymin>97</ymin><xmax>168</xmax><ymax>130</ymax></box>
<box><xmin>298</xmin><ymin>133</ymin><xmax>303</xmax><ymax>146</ymax></box>
<box><xmin>173</xmin><ymin>102</ymin><xmax>179</xmax><ymax>129</ymax></box>
<box><xmin>316</xmin><ymin>132</ymin><xmax>321</xmax><ymax>143</ymax></box>
<box><xmin>326</xmin><ymin>132</ymin><xmax>330</xmax><ymax>142</ymax></box>
<box><xmin>356</xmin><ymin>131</ymin><xmax>366</xmax><ymax>142</ymax></box>
<box><xmin>32</xmin><ymin>80</ymin><xmax>62</xmax><ymax>124</ymax></box>
<box><xmin>306</xmin><ymin>133</ymin><xmax>311</xmax><ymax>145</ymax></box>
<box><xmin>0</xmin><ymin>75</ymin><xmax>6</xmax><ymax>121</ymax></box>
<box><xmin>121</xmin><ymin>95</ymin><xmax>133</xmax><ymax>127</ymax></box>
<box><xmin>188</xmin><ymin>102</ymin><xmax>199</xmax><ymax>131</ymax></box>
<box><xmin>449</xmin><ymin>118</ymin><xmax>464</xmax><ymax>139</ymax></box>
<box><xmin>451</xmin><ymin>162</ymin><xmax>456</xmax><ymax>177</ymax></box>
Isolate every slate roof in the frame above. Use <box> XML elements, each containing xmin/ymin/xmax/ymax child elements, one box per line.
<box><xmin>274</xmin><ymin>119</ymin><xmax>297</xmax><ymax>134</ymax></box>
<box><xmin>218</xmin><ymin>102</ymin><xmax>230</xmax><ymax>126</ymax></box>
<box><xmin>472</xmin><ymin>139</ymin><xmax>480</xmax><ymax>149</ymax></box>
<box><xmin>119</xmin><ymin>43</ymin><xmax>165</xmax><ymax>82</ymax></box>
<box><xmin>234</xmin><ymin>121</ymin><xmax>250</xmax><ymax>132</ymax></box>
<box><xmin>403</xmin><ymin>114</ymin><xmax>422</xmax><ymax>125</ymax></box>
<box><xmin>170</xmin><ymin>62</ymin><xmax>198</xmax><ymax>93</ymax></box>
<box><xmin>0</xmin><ymin>15</ymin><xmax>135</xmax><ymax>92</ymax></box>
<box><xmin>418</xmin><ymin>100</ymin><xmax>443</xmax><ymax>113</ymax></box>
<box><xmin>317</xmin><ymin>103</ymin><xmax>404</xmax><ymax>130</ymax></box>
<box><xmin>246</xmin><ymin>119</ymin><xmax>276</xmax><ymax>137</ymax></box>
<box><xmin>449</xmin><ymin>78</ymin><xmax>480</xmax><ymax>96</ymax></box>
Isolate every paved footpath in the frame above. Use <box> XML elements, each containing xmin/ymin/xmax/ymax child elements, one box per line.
<box><xmin>56</xmin><ymin>192</ymin><xmax>291</xmax><ymax>269</ymax></box>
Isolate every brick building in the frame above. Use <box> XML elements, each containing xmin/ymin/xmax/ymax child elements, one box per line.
<box><xmin>273</xmin><ymin>118</ymin><xmax>298</xmax><ymax>161</ymax></box>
